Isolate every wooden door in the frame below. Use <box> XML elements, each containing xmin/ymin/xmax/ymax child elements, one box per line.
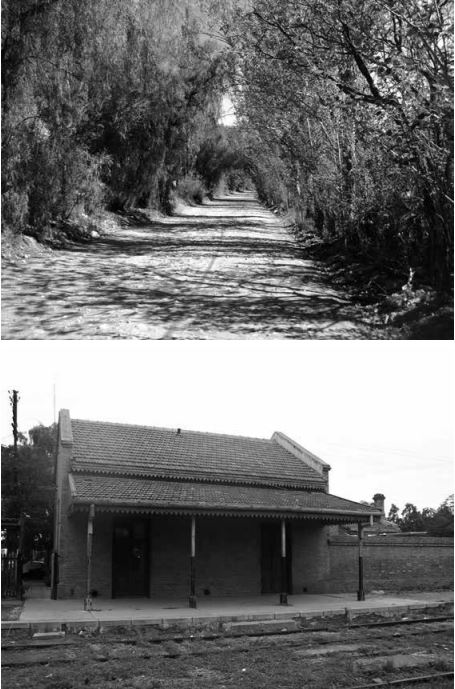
<box><xmin>261</xmin><ymin>523</ymin><xmax>292</xmax><ymax>594</ymax></box>
<box><xmin>112</xmin><ymin>517</ymin><xmax>149</xmax><ymax>597</ymax></box>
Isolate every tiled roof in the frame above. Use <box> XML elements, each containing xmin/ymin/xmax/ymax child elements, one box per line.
<box><xmin>342</xmin><ymin>518</ymin><xmax>401</xmax><ymax>535</ymax></box>
<box><xmin>69</xmin><ymin>473</ymin><xmax>378</xmax><ymax>520</ymax></box>
<box><xmin>70</xmin><ymin>419</ymin><xmax>326</xmax><ymax>489</ymax></box>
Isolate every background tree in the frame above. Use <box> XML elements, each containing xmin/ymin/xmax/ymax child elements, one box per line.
<box><xmin>387</xmin><ymin>503</ymin><xmax>400</xmax><ymax>524</ymax></box>
<box><xmin>385</xmin><ymin>496</ymin><xmax>453</xmax><ymax>535</ymax></box>
<box><xmin>1</xmin><ymin>424</ymin><xmax>57</xmax><ymax>558</ymax></box>
<box><xmin>400</xmin><ymin>503</ymin><xmax>426</xmax><ymax>532</ymax></box>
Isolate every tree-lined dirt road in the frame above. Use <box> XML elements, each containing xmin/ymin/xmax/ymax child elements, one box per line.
<box><xmin>1</xmin><ymin>193</ymin><xmax>388</xmax><ymax>339</ymax></box>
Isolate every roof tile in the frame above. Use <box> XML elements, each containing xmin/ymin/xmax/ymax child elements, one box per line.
<box><xmin>71</xmin><ymin>419</ymin><xmax>326</xmax><ymax>488</ymax></box>
<box><xmin>70</xmin><ymin>473</ymin><xmax>377</xmax><ymax>519</ymax></box>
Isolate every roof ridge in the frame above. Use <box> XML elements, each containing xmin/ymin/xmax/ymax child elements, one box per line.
<box><xmin>326</xmin><ymin>491</ymin><xmax>383</xmax><ymax>512</ymax></box>
<box><xmin>71</xmin><ymin>418</ymin><xmax>273</xmax><ymax>443</ymax></box>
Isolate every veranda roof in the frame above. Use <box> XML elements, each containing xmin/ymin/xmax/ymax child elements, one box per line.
<box><xmin>69</xmin><ymin>473</ymin><xmax>379</xmax><ymax>522</ymax></box>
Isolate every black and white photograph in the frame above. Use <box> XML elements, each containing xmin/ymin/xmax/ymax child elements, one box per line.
<box><xmin>1</xmin><ymin>0</ymin><xmax>453</xmax><ymax>339</ymax></box>
<box><xmin>1</xmin><ymin>342</ymin><xmax>453</xmax><ymax>687</ymax></box>
<box><xmin>1</xmin><ymin>0</ymin><xmax>454</xmax><ymax>687</ymax></box>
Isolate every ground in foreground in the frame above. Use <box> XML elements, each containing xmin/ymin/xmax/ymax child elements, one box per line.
<box><xmin>2</xmin><ymin>611</ymin><xmax>453</xmax><ymax>689</ymax></box>
<box><xmin>2</xmin><ymin>193</ymin><xmax>399</xmax><ymax>340</ymax></box>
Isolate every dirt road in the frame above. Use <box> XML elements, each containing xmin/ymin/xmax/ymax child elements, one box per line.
<box><xmin>1</xmin><ymin>193</ymin><xmax>387</xmax><ymax>339</ymax></box>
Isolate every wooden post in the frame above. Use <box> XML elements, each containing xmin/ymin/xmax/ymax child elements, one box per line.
<box><xmin>280</xmin><ymin>519</ymin><xmax>288</xmax><ymax>605</ymax></box>
<box><xmin>357</xmin><ymin>522</ymin><xmax>365</xmax><ymax>601</ymax></box>
<box><xmin>84</xmin><ymin>504</ymin><xmax>95</xmax><ymax>611</ymax></box>
<box><xmin>189</xmin><ymin>516</ymin><xmax>196</xmax><ymax>608</ymax></box>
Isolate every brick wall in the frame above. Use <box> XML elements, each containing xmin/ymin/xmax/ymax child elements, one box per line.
<box><xmin>57</xmin><ymin>512</ymin><xmax>86</xmax><ymax>598</ymax></box>
<box><xmin>291</xmin><ymin>522</ymin><xmax>330</xmax><ymax>593</ymax></box>
<box><xmin>150</xmin><ymin>515</ymin><xmax>262</xmax><ymax>598</ymax></box>
<box><xmin>56</xmin><ymin>508</ymin><xmax>453</xmax><ymax>599</ymax></box>
<box><xmin>195</xmin><ymin>517</ymin><xmax>261</xmax><ymax>597</ymax></box>
<box><xmin>57</xmin><ymin>511</ymin><xmax>114</xmax><ymax>599</ymax></box>
<box><xmin>149</xmin><ymin>515</ymin><xmax>190</xmax><ymax>598</ymax></box>
<box><xmin>57</xmin><ymin>512</ymin><xmax>331</xmax><ymax>599</ymax></box>
<box><xmin>327</xmin><ymin>535</ymin><xmax>454</xmax><ymax>592</ymax></box>
<box><xmin>58</xmin><ymin>512</ymin><xmax>265</xmax><ymax>599</ymax></box>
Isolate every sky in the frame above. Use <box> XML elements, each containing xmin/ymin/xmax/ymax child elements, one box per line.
<box><xmin>1</xmin><ymin>341</ymin><xmax>453</xmax><ymax>514</ymax></box>
<box><xmin>218</xmin><ymin>94</ymin><xmax>237</xmax><ymax>127</ymax></box>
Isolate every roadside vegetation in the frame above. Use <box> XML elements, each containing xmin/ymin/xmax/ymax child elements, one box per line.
<box><xmin>2</xmin><ymin>0</ymin><xmax>453</xmax><ymax>334</ymax></box>
<box><xmin>2</xmin><ymin>0</ymin><xmax>228</xmax><ymax>238</ymax></box>
<box><xmin>225</xmin><ymin>0</ymin><xmax>454</xmax><ymax>295</ymax></box>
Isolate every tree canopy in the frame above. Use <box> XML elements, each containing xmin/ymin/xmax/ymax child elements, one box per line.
<box><xmin>387</xmin><ymin>495</ymin><xmax>454</xmax><ymax>536</ymax></box>
<box><xmin>2</xmin><ymin>0</ymin><xmax>453</xmax><ymax>291</ymax></box>
<box><xmin>2</xmin><ymin>0</ymin><xmax>229</xmax><ymax>229</ymax></box>
<box><xmin>1</xmin><ymin>424</ymin><xmax>57</xmax><ymax>555</ymax></box>
<box><xmin>224</xmin><ymin>0</ymin><xmax>453</xmax><ymax>288</ymax></box>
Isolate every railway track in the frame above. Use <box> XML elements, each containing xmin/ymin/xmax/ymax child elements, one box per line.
<box><xmin>353</xmin><ymin>672</ymin><xmax>454</xmax><ymax>687</ymax></box>
<box><xmin>2</xmin><ymin>615</ymin><xmax>452</xmax><ymax>689</ymax></box>
<box><xmin>2</xmin><ymin>616</ymin><xmax>452</xmax><ymax>658</ymax></box>
<box><xmin>4</xmin><ymin>612</ymin><xmax>452</xmax><ymax>650</ymax></box>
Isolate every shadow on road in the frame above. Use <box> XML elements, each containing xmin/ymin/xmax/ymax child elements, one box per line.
<box><xmin>1</xmin><ymin>193</ymin><xmax>382</xmax><ymax>339</ymax></box>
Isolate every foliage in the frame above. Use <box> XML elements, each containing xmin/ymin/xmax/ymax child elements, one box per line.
<box><xmin>224</xmin><ymin>0</ymin><xmax>454</xmax><ymax>289</ymax></box>
<box><xmin>387</xmin><ymin>495</ymin><xmax>454</xmax><ymax>536</ymax></box>
<box><xmin>3</xmin><ymin>0</ymin><xmax>453</xmax><ymax>294</ymax></box>
<box><xmin>195</xmin><ymin>126</ymin><xmax>250</xmax><ymax>195</ymax></box>
<box><xmin>2</xmin><ymin>0</ymin><xmax>227</xmax><ymax>235</ymax></box>
<box><xmin>175</xmin><ymin>174</ymin><xmax>207</xmax><ymax>205</ymax></box>
<box><xmin>1</xmin><ymin>425</ymin><xmax>57</xmax><ymax>556</ymax></box>
<box><xmin>387</xmin><ymin>503</ymin><xmax>400</xmax><ymax>524</ymax></box>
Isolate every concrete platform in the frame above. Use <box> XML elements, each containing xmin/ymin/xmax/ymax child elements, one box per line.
<box><xmin>3</xmin><ymin>590</ymin><xmax>453</xmax><ymax>633</ymax></box>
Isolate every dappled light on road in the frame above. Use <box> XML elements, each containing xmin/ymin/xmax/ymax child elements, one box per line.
<box><xmin>1</xmin><ymin>193</ymin><xmax>384</xmax><ymax>339</ymax></box>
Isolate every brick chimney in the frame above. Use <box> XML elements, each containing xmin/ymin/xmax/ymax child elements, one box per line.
<box><xmin>372</xmin><ymin>493</ymin><xmax>385</xmax><ymax>515</ymax></box>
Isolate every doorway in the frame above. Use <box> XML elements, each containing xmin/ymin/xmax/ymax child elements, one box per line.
<box><xmin>261</xmin><ymin>522</ymin><xmax>292</xmax><ymax>594</ymax></box>
<box><xmin>112</xmin><ymin>517</ymin><xmax>149</xmax><ymax>597</ymax></box>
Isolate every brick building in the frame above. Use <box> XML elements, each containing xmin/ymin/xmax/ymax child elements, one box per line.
<box><xmin>51</xmin><ymin>410</ymin><xmax>381</xmax><ymax>608</ymax></box>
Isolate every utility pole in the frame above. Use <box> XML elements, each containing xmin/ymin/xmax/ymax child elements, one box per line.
<box><xmin>10</xmin><ymin>389</ymin><xmax>19</xmax><ymax>455</ymax></box>
<box><xmin>9</xmin><ymin>390</ymin><xmax>19</xmax><ymax>485</ymax></box>
<box><xmin>9</xmin><ymin>390</ymin><xmax>24</xmax><ymax>586</ymax></box>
